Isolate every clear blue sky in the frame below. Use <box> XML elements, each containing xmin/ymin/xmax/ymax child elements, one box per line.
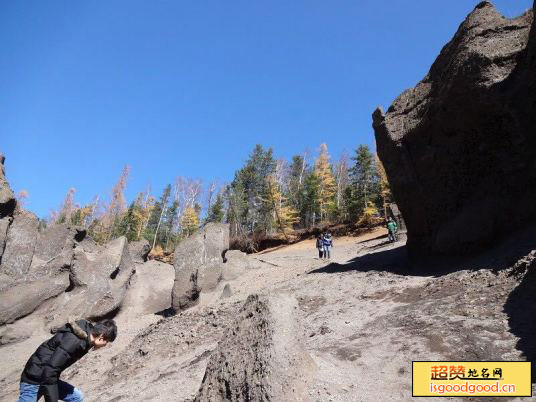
<box><xmin>1</xmin><ymin>0</ymin><xmax>532</xmax><ymax>218</ymax></box>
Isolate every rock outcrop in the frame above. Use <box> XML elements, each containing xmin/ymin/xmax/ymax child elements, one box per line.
<box><xmin>373</xmin><ymin>1</ymin><xmax>536</xmax><ymax>255</ymax></box>
<box><xmin>171</xmin><ymin>223</ymin><xmax>229</xmax><ymax>311</ymax></box>
<box><xmin>128</xmin><ymin>239</ymin><xmax>151</xmax><ymax>263</ymax></box>
<box><xmin>0</xmin><ymin>156</ymin><xmax>136</xmax><ymax>338</ymax></box>
<box><xmin>0</xmin><ymin>153</ymin><xmax>16</xmax><ymax>219</ymax></box>
<box><xmin>195</xmin><ymin>294</ymin><xmax>314</xmax><ymax>402</ymax></box>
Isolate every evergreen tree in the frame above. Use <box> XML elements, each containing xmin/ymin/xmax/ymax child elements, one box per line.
<box><xmin>348</xmin><ymin>145</ymin><xmax>380</xmax><ymax>222</ymax></box>
<box><xmin>206</xmin><ymin>193</ymin><xmax>225</xmax><ymax>223</ymax></box>
<box><xmin>227</xmin><ymin>144</ymin><xmax>276</xmax><ymax>235</ymax></box>
<box><xmin>301</xmin><ymin>172</ymin><xmax>321</xmax><ymax>228</ymax></box>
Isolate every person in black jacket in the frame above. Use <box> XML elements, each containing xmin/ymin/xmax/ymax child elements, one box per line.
<box><xmin>18</xmin><ymin>319</ymin><xmax>117</xmax><ymax>402</ymax></box>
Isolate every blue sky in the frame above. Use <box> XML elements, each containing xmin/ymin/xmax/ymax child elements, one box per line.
<box><xmin>1</xmin><ymin>0</ymin><xmax>532</xmax><ymax>218</ymax></box>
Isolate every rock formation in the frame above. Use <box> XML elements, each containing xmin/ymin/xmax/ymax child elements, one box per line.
<box><xmin>0</xmin><ymin>154</ymin><xmax>16</xmax><ymax>264</ymax></box>
<box><xmin>171</xmin><ymin>223</ymin><xmax>229</xmax><ymax>311</ymax></box>
<box><xmin>196</xmin><ymin>294</ymin><xmax>314</xmax><ymax>402</ymax></box>
<box><xmin>0</xmin><ymin>155</ymin><xmax>136</xmax><ymax>340</ymax></box>
<box><xmin>128</xmin><ymin>239</ymin><xmax>151</xmax><ymax>263</ymax></box>
<box><xmin>373</xmin><ymin>1</ymin><xmax>536</xmax><ymax>255</ymax></box>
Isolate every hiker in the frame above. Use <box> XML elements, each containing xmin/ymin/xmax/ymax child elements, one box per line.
<box><xmin>18</xmin><ymin>319</ymin><xmax>117</xmax><ymax>402</ymax></box>
<box><xmin>323</xmin><ymin>232</ymin><xmax>333</xmax><ymax>259</ymax></box>
<box><xmin>387</xmin><ymin>218</ymin><xmax>398</xmax><ymax>242</ymax></box>
<box><xmin>316</xmin><ymin>234</ymin><xmax>324</xmax><ymax>259</ymax></box>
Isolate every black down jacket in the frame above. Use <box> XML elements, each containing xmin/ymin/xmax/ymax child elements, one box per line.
<box><xmin>21</xmin><ymin>320</ymin><xmax>93</xmax><ymax>402</ymax></box>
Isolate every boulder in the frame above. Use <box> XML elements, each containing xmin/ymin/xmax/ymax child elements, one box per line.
<box><xmin>171</xmin><ymin>223</ymin><xmax>229</xmax><ymax>311</ymax></box>
<box><xmin>0</xmin><ymin>225</ymin><xmax>85</xmax><ymax>325</ymax></box>
<box><xmin>220</xmin><ymin>283</ymin><xmax>232</xmax><ymax>299</ymax></box>
<box><xmin>373</xmin><ymin>2</ymin><xmax>536</xmax><ymax>256</ymax></box>
<box><xmin>0</xmin><ymin>153</ymin><xmax>16</xmax><ymax>218</ymax></box>
<box><xmin>1</xmin><ymin>210</ymin><xmax>38</xmax><ymax>279</ymax></box>
<box><xmin>222</xmin><ymin>249</ymin><xmax>250</xmax><ymax>280</ymax></box>
<box><xmin>0</xmin><ymin>273</ymin><xmax>69</xmax><ymax>325</ymax></box>
<box><xmin>195</xmin><ymin>294</ymin><xmax>314</xmax><ymax>401</ymax></box>
<box><xmin>128</xmin><ymin>239</ymin><xmax>151</xmax><ymax>263</ymax></box>
<box><xmin>51</xmin><ymin>236</ymin><xmax>135</xmax><ymax>324</ymax></box>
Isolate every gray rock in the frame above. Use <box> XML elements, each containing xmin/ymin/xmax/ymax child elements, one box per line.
<box><xmin>128</xmin><ymin>239</ymin><xmax>151</xmax><ymax>263</ymax></box>
<box><xmin>0</xmin><ymin>153</ymin><xmax>16</xmax><ymax>218</ymax></box>
<box><xmin>0</xmin><ymin>216</ymin><xmax>12</xmax><ymax>264</ymax></box>
<box><xmin>220</xmin><ymin>283</ymin><xmax>232</xmax><ymax>299</ymax></box>
<box><xmin>0</xmin><ymin>273</ymin><xmax>69</xmax><ymax>325</ymax></box>
<box><xmin>37</xmin><ymin>235</ymin><xmax>135</xmax><ymax>329</ymax></box>
<box><xmin>373</xmin><ymin>2</ymin><xmax>536</xmax><ymax>256</ymax></box>
<box><xmin>1</xmin><ymin>210</ymin><xmax>38</xmax><ymax>278</ymax></box>
<box><xmin>222</xmin><ymin>249</ymin><xmax>250</xmax><ymax>280</ymax></box>
<box><xmin>171</xmin><ymin>223</ymin><xmax>229</xmax><ymax>311</ymax></box>
<box><xmin>195</xmin><ymin>294</ymin><xmax>314</xmax><ymax>402</ymax></box>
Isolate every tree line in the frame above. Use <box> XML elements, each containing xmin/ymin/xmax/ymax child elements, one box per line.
<box><xmin>48</xmin><ymin>143</ymin><xmax>391</xmax><ymax>253</ymax></box>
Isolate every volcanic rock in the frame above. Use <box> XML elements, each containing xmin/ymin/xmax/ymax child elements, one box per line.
<box><xmin>373</xmin><ymin>1</ymin><xmax>536</xmax><ymax>255</ymax></box>
<box><xmin>128</xmin><ymin>239</ymin><xmax>151</xmax><ymax>263</ymax></box>
<box><xmin>0</xmin><ymin>153</ymin><xmax>16</xmax><ymax>218</ymax></box>
<box><xmin>1</xmin><ymin>210</ymin><xmax>39</xmax><ymax>278</ymax></box>
<box><xmin>171</xmin><ymin>223</ymin><xmax>229</xmax><ymax>311</ymax></box>
<box><xmin>195</xmin><ymin>294</ymin><xmax>314</xmax><ymax>402</ymax></box>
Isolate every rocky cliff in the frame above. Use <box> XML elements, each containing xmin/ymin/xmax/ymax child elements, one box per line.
<box><xmin>373</xmin><ymin>1</ymin><xmax>536</xmax><ymax>255</ymax></box>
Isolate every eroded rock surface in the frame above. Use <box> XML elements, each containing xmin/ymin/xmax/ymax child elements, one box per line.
<box><xmin>373</xmin><ymin>1</ymin><xmax>536</xmax><ymax>255</ymax></box>
<box><xmin>129</xmin><ymin>239</ymin><xmax>151</xmax><ymax>263</ymax></box>
<box><xmin>196</xmin><ymin>294</ymin><xmax>314</xmax><ymax>402</ymax></box>
<box><xmin>171</xmin><ymin>223</ymin><xmax>229</xmax><ymax>311</ymax></box>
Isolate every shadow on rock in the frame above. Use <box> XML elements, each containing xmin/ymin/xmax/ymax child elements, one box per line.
<box><xmin>504</xmin><ymin>263</ymin><xmax>536</xmax><ymax>382</ymax></box>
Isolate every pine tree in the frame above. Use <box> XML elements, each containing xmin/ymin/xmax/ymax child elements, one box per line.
<box><xmin>301</xmin><ymin>171</ymin><xmax>321</xmax><ymax>228</ymax></box>
<box><xmin>207</xmin><ymin>193</ymin><xmax>225</xmax><ymax>223</ymax></box>
<box><xmin>314</xmin><ymin>144</ymin><xmax>336</xmax><ymax>223</ymax></box>
<box><xmin>348</xmin><ymin>145</ymin><xmax>379</xmax><ymax>222</ymax></box>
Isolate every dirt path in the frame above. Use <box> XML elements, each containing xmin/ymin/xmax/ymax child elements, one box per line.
<box><xmin>1</xmin><ymin>228</ymin><xmax>534</xmax><ymax>401</ymax></box>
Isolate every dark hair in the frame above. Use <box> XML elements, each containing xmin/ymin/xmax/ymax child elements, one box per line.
<box><xmin>92</xmin><ymin>319</ymin><xmax>117</xmax><ymax>342</ymax></box>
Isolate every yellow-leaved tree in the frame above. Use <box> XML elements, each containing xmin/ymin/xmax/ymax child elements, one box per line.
<box><xmin>314</xmin><ymin>143</ymin><xmax>336</xmax><ymax>223</ymax></box>
<box><xmin>357</xmin><ymin>201</ymin><xmax>382</xmax><ymax>227</ymax></box>
<box><xmin>181</xmin><ymin>207</ymin><xmax>199</xmax><ymax>236</ymax></box>
<box><xmin>265</xmin><ymin>175</ymin><xmax>299</xmax><ymax>239</ymax></box>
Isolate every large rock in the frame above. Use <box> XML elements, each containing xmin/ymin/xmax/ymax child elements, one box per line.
<box><xmin>128</xmin><ymin>239</ymin><xmax>151</xmax><ymax>263</ymax></box>
<box><xmin>0</xmin><ymin>216</ymin><xmax>12</xmax><ymax>264</ymax></box>
<box><xmin>222</xmin><ymin>249</ymin><xmax>250</xmax><ymax>281</ymax></box>
<box><xmin>47</xmin><ymin>236</ymin><xmax>135</xmax><ymax>326</ymax></box>
<box><xmin>195</xmin><ymin>294</ymin><xmax>314</xmax><ymax>402</ymax></box>
<box><xmin>373</xmin><ymin>2</ymin><xmax>536</xmax><ymax>256</ymax></box>
<box><xmin>1</xmin><ymin>210</ymin><xmax>38</xmax><ymax>278</ymax></box>
<box><xmin>0</xmin><ymin>153</ymin><xmax>16</xmax><ymax>218</ymax></box>
<box><xmin>171</xmin><ymin>223</ymin><xmax>229</xmax><ymax>311</ymax></box>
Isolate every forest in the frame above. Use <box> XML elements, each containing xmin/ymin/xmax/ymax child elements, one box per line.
<box><xmin>40</xmin><ymin>143</ymin><xmax>391</xmax><ymax>254</ymax></box>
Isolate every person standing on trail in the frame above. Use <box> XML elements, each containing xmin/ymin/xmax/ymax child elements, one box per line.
<box><xmin>316</xmin><ymin>234</ymin><xmax>324</xmax><ymax>259</ymax></box>
<box><xmin>18</xmin><ymin>319</ymin><xmax>117</xmax><ymax>402</ymax></box>
<box><xmin>387</xmin><ymin>218</ymin><xmax>398</xmax><ymax>242</ymax></box>
<box><xmin>323</xmin><ymin>232</ymin><xmax>333</xmax><ymax>259</ymax></box>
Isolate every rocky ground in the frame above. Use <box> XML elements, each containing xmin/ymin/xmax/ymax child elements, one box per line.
<box><xmin>1</xmin><ymin>228</ymin><xmax>535</xmax><ymax>401</ymax></box>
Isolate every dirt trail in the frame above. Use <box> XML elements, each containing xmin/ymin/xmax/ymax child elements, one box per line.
<box><xmin>1</xmin><ymin>228</ymin><xmax>534</xmax><ymax>401</ymax></box>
